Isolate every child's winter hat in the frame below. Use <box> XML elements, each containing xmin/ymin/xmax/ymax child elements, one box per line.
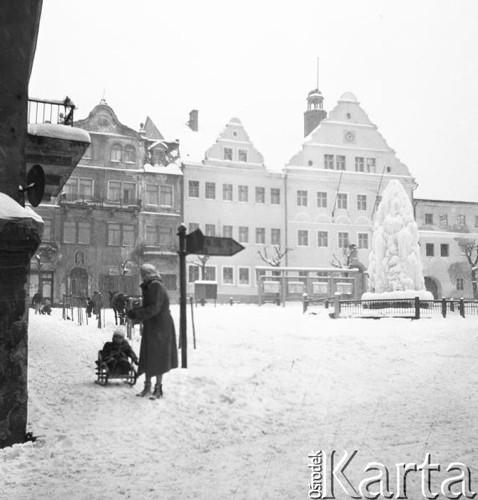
<box><xmin>113</xmin><ymin>329</ymin><xmax>125</xmax><ymax>338</ymax></box>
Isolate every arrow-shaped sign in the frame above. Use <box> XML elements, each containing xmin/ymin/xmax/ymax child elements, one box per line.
<box><xmin>186</xmin><ymin>228</ymin><xmax>244</xmax><ymax>256</ymax></box>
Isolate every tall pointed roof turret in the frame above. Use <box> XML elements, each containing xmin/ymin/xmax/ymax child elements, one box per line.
<box><xmin>303</xmin><ymin>58</ymin><xmax>327</xmax><ymax>136</ymax></box>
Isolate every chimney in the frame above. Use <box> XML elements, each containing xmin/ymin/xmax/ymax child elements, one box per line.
<box><xmin>188</xmin><ymin>109</ymin><xmax>198</xmax><ymax>132</ymax></box>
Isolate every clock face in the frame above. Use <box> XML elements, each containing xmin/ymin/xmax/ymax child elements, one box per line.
<box><xmin>344</xmin><ymin>130</ymin><xmax>356</xmax><ymax>143</ymax></box>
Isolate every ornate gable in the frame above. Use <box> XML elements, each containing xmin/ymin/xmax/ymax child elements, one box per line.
<box><xmin>75</xmin><ymin>102</ymin><xmax>139</xmax><ymax>138</ymax></box>
<box><xmin>205</xmin><ymin>117</ymin><xmax>264</xmax><ymax>166</ymax></box>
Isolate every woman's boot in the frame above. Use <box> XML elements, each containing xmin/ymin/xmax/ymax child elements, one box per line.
<box><xmin>136</xmin><ymin>381</ymin><xmax>151</xmax><ymax>397</ymax></box>
<box><xmin>150</xmin><ymin>383</ymin><xmax>163</xmax><ymax>400</ymax></box>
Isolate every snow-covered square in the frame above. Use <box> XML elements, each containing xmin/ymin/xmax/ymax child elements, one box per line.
<box><xmin>1</xmin><ymin>304</ymin><xmax>477</xmax><ymax>499</ymax></box>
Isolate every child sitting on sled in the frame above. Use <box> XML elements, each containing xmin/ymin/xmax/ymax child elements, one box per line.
<box><xmin>99</xmin><ymin>329</ymin><xmax>138</xmax><ymax>375</ymax></box>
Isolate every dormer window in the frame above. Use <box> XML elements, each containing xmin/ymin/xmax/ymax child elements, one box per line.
<box><xmin>238</xmin><ymin>149</ymin><xmax>248</xmax><ymax>162</ymax></box>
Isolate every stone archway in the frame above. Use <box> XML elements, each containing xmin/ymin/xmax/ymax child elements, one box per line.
<box><xmin>424</xmin><ymin>276</ymin><xmax>440</xmax><ymax>299</ymax></box>
<box><xmin>70</xmin><ymin>267</ymin><xmax>89</xmax><ymax>297</ymax></box>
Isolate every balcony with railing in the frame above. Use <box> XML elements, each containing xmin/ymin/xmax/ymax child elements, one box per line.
<box><xmin>58</xmin><ymin>192</ymin><xmax>142</xmax><ymax>210</ymax></box>
<box><xmin>27</xmin><ymin>97</ymin><xmax>90</xmax><ymax>202</ymax></box>
<box><xmin>28</xmin><ymin>97</ymin><xmax>76</xmax><ymax>125</ymax></box>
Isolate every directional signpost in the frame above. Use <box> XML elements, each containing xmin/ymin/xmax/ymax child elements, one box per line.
<box><xmin>177</xmin><ymin>226</ymin><xmax>244</xmax><ymax>367</ymax></box>
<box><xmin>186</xmin><ymin>228</ymin><xmax>245</xmax><ymax>257</ymax></box>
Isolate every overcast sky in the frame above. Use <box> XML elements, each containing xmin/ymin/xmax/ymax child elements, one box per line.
<box><xmin>30</xmin><ymin>0</ymin><xmax>478</xmax><ymax>201</ymax></box>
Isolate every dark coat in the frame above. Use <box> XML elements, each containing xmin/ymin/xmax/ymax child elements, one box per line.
<box><xmin>100</xmin><ymin>339</ymin><xmax>138</xmax><ymax>364</ymax></box>
<box><xmin>100</xmin><ymin>339</ymin><xmax>138</xmax><ymax>374</ymax></box>
<box><xmin>128</xmin><ymin>277</ymin><xmax>178</xmax><ymax>377</ymax></box>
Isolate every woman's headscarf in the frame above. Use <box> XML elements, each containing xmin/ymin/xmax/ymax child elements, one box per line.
<box><xmin>140</xmin><ymin>263</ymin><xmax>161</xmax><ymax>282</ymax></box>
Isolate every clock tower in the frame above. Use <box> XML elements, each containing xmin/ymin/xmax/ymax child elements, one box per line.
<box><xmin>304</xmin><ymin>88</ymin><xmax>327</xmax><ymax>137</ymax></box>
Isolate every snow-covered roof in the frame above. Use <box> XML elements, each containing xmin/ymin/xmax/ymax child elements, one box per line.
<box><xmin>0</xmin><ymin>193</ymin><xmax>43</xmax><ymax>222</ymax></box>
<box><xmin>28</xmin><ymin>123</ymin><xmax>91</xmax><ymax>143</ymax></box>
<box><xmin>143</xmin><ymin>161</ymin><xmax>183</xmax><ymax>176</ymax></box>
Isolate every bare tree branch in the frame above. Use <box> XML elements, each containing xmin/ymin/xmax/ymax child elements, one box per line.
<box><xmin>257</xmin><ymin>245</ymin><xmax>291</xmax><ymax>267</ymax></box>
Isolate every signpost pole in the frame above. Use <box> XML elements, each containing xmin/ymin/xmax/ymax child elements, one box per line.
<box><xmin>177</xmin><ymin>224</ymin><xmax>188</xmax><ymax>368</ymax></box>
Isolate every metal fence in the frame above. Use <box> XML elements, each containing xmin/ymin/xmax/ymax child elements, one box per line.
<box><xmin>303</xmin><ymin>294</ymin><xmax>478</xmax><ymax>319</ymax></box>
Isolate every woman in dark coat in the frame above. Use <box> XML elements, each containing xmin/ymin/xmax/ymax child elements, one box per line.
<box><xmin>127</xmin><ymin>263</ymin><xmax>178</xmax><ymax>399</ymax></box>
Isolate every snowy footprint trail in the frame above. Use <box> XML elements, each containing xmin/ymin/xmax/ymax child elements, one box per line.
<box><xmin>1</xmin><ymin>305</ymin><xmax>477</xmax><ymax>499</ymax></box>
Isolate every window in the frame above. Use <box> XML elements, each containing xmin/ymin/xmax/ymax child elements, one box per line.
<box><xmin>338</xmin><ymin>232</ymin><xmax>349</xmax><ymax>248</ymax></box>
<box><xmin>205</xmin><ymin>224</ymin><xmax>216</xmax><ymax>237</ymax></box>
<box><xmin>63</xmin><ymin>221</ymin><xmax>76</xmax><ymax>243</ymax></box>
<box><xmin>256</xmin><ymin>228</ymin><xmax>265</xmax><ymax>244</ymax></box>
<box><xmin>366</xmin><ymin>158</ymin><xmax>376</xmax><ymax>173</ymax></box>
<box><xmin>123</xmin><ymin>183</ymin><xmax>136</xmax><ymax>204</ymax></box>
<box><xmin>358</xmin><ymin>233</ymin><xmax>369</xmax><ymax>249</ymax></box>
<box><xmin>145</xmin><ymin>226</ymin><xmax>157</xmax><ymax>245</ymax></box>
<box><xmin>475</xmin><ymin>215</ymin><xmax>478</xmax><ymax>227</ymax></box>
<box><xmin>224</xmin><ymin>148</ymin><xmax>233</xmax><ymax>160</ymax></box>
<box><xmin>205</xmin><ymin>182</ymin><xmax>216</xmax><ymax>199</ymax></box>
<box><xmin>123</xmin><ymin>225</ymin><xmax>134</xmax><ymax>246</ymax></box>
<box><xmin>108</xmin><ymin>181</ymin><xmax>121</xmax><ymax>201</ymax></box>
<box><xmin>239</xmin><ymin>226</ymin><xmax>249</xmax><ymax>243</ymax></box>
<box><xmin>425</xmin><ymin>213</ymin><xmax>434</xmax><ymax>225</ymax></box>
<box><xmin>79</xmin><ymin>178</ymin><xmax>93</xmax><ymax>198</ymax></box>
<box><xmin>456</xmin><ymin>215</ymin><xmax>466</xmax><ymax>227</ymax></box>
<box><xmin>64</xmin><ymin>178</ymin><xmax>78</xmax><ymax>197</ymax></box>
<box><xmin>318</xmin><ymin>231</ymin><xmax>328</xmax><ymax>247</ymax></box>
<box><xmin>456</xmin><ymin>278</ymin><xmax>464</xmax><ymax>291</ymax></box>
<box><xmin>78</xmin><ymin>222</ymin><xmax>91</xmax><ymax>245</ymax></box>
<box><xmin>255</xmin><ymin>187</ymin><xmax>265</xmax><ymax>204</ymax></box>
<box><xmin>108</xmin><ymin>224</ymin><xmax>121</xmax><ymax>246</ymax></box>
<box><xmin>271</xmin><ymin>188</ymin><xmax>280</xmax><ymax>205</ymax></box>
<box><xmin>188</xmin><ymin>266</ymin><xmax>199</xmax><ymax>283</ymax></box>
<box><xmin>223</xmin><ymin>225</ymin><xmax>233</xmax><ymax>238</ymax></box>
<box><xmin>124</xmin><ymin>145</ymin><xmax>136</xmax><ymax>163</ymax></box>
<box><xmin>440</xmin><ymin>244</ymin><xmax>449</xmax><ymax>257</ymax></box>
<box><xmin>355</xmin><ymin>157</ymin><xmax>365</xmax><ymax>172</ymax></box>
<box><xmin>337</xmin><ymin>193</ymin><xmax>348</xmax><ymax>209</ymax></box>
<box><xmin>43</xmin><ymin>219</ymin><xmax>52</xmax><ymax>240</ymax></box>
<box><xmin>357</xmin><ymin>194</ymin><xmax>367</xmax><ymax>211</ymax></box>
<box><xmin>439</xmin><ymin>214</ymin><xmax>448</xmax><ymax>227</ymax></box>
<box><xmin>238</xmin><ymin>149</ymin><xmax>248</xmax><ymax>162</ymax></box>
<box><xmin>145</xmin><ymin>184</ymin><xmax>158</xmax><ymax>205</ymax></box>
<box><xmin>204</xmin><ymin>266</ymin><xmax>216</xmax><ymax>281</ymax></box>
<box><xmin>111</xmin><ymin>144</ymin><xmax>122</xmax><ymax>162</ymax></box>
<box><xmin>324</xmin><ymin>154</ymin><xmax>334</xmax><ymax>169</ymax></box>
<box><xmin>298</xmin><ymin>230</ymin><xmax>309</xmax><ymax>246</ymax></box>
<box><xmin>188</xmin><ymin>222</ymin><xmax>199</xmax><ymax>233</ymax></box>
<box><xmin>160</xmin><ymin>185</ymin><xmax>173</xmax><ymax>206</ymax></box>
<box><xmin>426</xmin><ymin>243</ymin><xmax>434</xmax><ymax>256</ymax></box>
<box><xmin>159</xmin><ymin>227</ymin><xmax>173</xmax><ymax>246</ymax></box>
<box><xmin>238</xmin><ymin>185</ymin><xmax>248</xmax><ymax>202</ymax></box>
<box><xmin>317</xmin><ymin>192</ymin><xmax>327</xmax><ymax>208</ymax></box>
<box><xmin>297</xmin><ymin>190</ymin><xmax>308</xmax><ymax>207</ymax></box>
<box><xmin>223</xmin><ymin>267</ymin><xmax>234</xmax><ymax>285</ymax></box>
<box><xmin>189</xmin><ymin>181</ymin><xmax>199</xmax><ymax>198</ymax></box>
<box><xmin>223</xmin><ymin>184</ymin><xmax>233</xmax><ymax>201</ymax></box>
<box><xmin>238</xmin><ymin>268</ymin><xmax>250</xmax><ymax>285</ymax></box>
<box><xmin>336</xmin><ymin>155</ymin><xmax>346</xmax><ymax>170</ymax></box>
<box><xmin>271</xmin><ymin>228</ymin><xmax>281</xmax><ymax>245</ymax></box>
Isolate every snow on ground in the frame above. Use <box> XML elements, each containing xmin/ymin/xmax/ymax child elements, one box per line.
<box><xmin>1</xmin><ymin>304</ymin><xmax>477</xmax><ymax>499</ymax></box>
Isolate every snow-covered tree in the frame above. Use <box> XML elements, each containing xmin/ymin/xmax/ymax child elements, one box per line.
<box><xmin>366</xmin><ymin>179</ymin><xmax>428</xmax><ymax>296</ymax></box>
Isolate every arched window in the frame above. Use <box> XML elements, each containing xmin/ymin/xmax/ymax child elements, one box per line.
<box><xmin>111</xmin><ymin>144</ymin><xmax>122</xmax><ymax>162</ymax></box>
<box><xmin>124</xmin><ymin>145</ymin><xmax>136</xmax><ymax>163</ymax></box>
